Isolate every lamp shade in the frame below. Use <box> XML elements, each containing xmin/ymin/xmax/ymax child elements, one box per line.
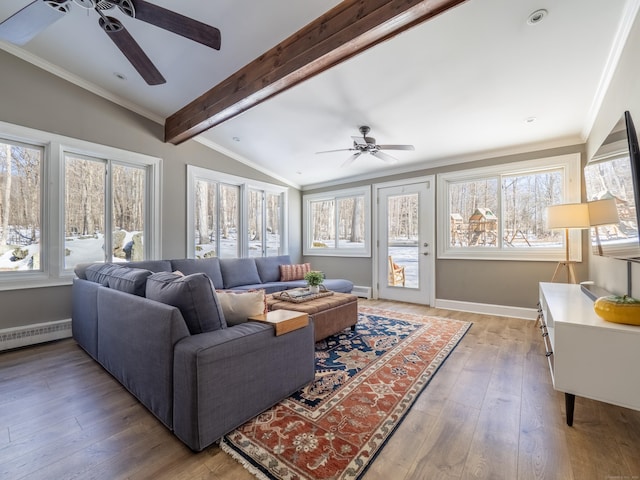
<box><xmin>587</xmin><ymin>198</ymin><xmax>619</xmax><ymax>226</ymax></box>
<box><xmin>546</xmin><ymin>203</ymin><xmax>591</xmax><ymax>229</ymax></box>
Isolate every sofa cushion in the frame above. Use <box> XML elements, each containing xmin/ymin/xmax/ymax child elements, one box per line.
<box><xmin>85</xmin><ymin>263</ymin><xmax>125</xmax><ymax>286</ymax></box>
<box><xmin>74</xmin><ymin>262</ymin><xmax>96</xmax><ymax>280</ymax></box>
<box><xmin>170</xmin><ymin>258</ymin><xmax>224</xmax><ymax>289</ymax></box>
<box><xmin>254</xmin><ymin>255</ymin><xmax>291</xmax><ymax>283</ymax></box>
<box><xmin>219</xmin><ymin>258</ymin><xmax>262</xmax><ymax>289</ymax></box>
<box><xmin>106</xmin><ymin>267</ymin><xmax>152</xmax><ymax>296</ymax></box>
<box><xmin>124</xmin><ymin>260</ymin><xmax>172</xmax><ymax>273</ymax></box>
<box><xmin>217</xmin><ymin>289</ymin><xmax>267</xmax><ymax>326</ymax></box>
<box><xmin>146</xmin><ymin>272</ymin><xmax>226</xmax><ymax>334</ymax></box>
<box><xmin>84</xmin><ymin>263</ymin><xmax>153</xmax><ymax>296</ymax></box>
<box><xmin>77</xmin><ymin>260</ymin><xmax>170</xmax><ymax>280</ymax></box>
<box><xmin>279</xmin><ymin>263</ymin><xmax>311</xmax><ymax>282</ymax></box>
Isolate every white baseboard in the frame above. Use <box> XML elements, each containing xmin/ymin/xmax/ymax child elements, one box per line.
<box><xmin>434</xmin><ymin>299</ymin><xmax>537</xmax><ymax>320</ymax></box>
<box><xmin>352</xmin><ymin>285</ymin><xmax>372</xmax><ymax>299</ymax></box>
<box><xmin>0</xmin><ymin>319</ymin><xmax>72</xmax><ymax>352</ymax></box>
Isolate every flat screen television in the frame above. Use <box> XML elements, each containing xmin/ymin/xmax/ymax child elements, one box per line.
<box><xmin>584</xmin><ymin>110</ymin><xmax>640</xmax><ymax>260</ymax></box>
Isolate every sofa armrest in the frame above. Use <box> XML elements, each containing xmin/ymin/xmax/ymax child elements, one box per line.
<box><xmin>173</xmin><ymin>320</ymin><xmax>315</xmax><ymax>451</ymax></box>
<box><xmin>96</xmin><ymin>287</ymin><xmax>191</xmax><ymax>428</ymax></box>
<box><xmin>72</xmin><ymin>278</ymin><xmax>102</xmax><ymax>359</ymax></box>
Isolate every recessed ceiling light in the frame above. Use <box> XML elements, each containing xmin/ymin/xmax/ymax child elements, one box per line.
<box><xmin>527</xmin><ymin>9</ymin><xmax>548</xmax><ymax>25</ymax></box>
<box><xmin>113</xmin><ymin>72</ymin><xmax>127</xmax><ymax>81</ymax></box>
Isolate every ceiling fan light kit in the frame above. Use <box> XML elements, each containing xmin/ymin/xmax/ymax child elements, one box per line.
<box><xmin>0</xmin><ymin>0</ymin><xmax>221</xmax><ymax>85</ymax></box>
<box><xmin>316</xmin><ymin>126</ymin><xmax>415</xmax><ymax>167</ymax></box>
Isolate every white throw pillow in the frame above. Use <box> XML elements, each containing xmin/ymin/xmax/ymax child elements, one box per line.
<box><xmin>217</xmin><ymin>289</ymin><xmax>267</xmax><ymax>326</ymax></box>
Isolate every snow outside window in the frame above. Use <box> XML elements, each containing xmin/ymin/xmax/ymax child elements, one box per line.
<box><xmin>187</xmin><ymin>165</ymin><xmax>287</xmax><ymax>259</ymax></box>
<box><xmin>0</xmin><ymin>139</ymin><xmax>43</xmax><ymax>273</ymax></box>
<box><xmin>303</xmin><ymin>186</ymin><xmax>371</xmax><ymax>257</ymax></box>
<box><xmin>0</xmin><ymin>121</ymin><xmax>161</xmax><ymax>290</ymax></box>
<box><xmin>437</xmin><ymin>153</ymin><xmax>582</xmax><ymax>261</ymax></box>
<box><xmin>63</xmin><ymin>154</ymin><xmax>151</xmax><ymax>269</ymax></box>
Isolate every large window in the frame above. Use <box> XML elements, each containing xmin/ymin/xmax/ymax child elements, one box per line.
<box><xmin>303</xmin><ymin>187</ymin><xmax>371</xmax><ymax>257</ymax></box>
<box><xmin>64</xmin><ymin>155</ymin><xmax>151</xmax><ymax>268</ymax></box>
<box><xmin>187</xmin><ymin>166</ymin><xmax>287</xmax><ymax>258</ymax></box>
<box><xmin>437</xmin><ymin>154</ymin><xmax>581</xmax><ymax>260</ymax></box>
<box><xmin>0</xmin><ymin>121</ymin><xmax>160</xmax><ymax>289</ymax></box>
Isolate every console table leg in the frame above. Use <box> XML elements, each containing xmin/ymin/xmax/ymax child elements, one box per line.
<box><xmin>565</xmin><ymin>393</ymin><xmax>575</xmax><ymax>426</ymax></box>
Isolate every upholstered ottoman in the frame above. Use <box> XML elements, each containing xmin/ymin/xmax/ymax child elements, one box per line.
<box><xmin>266</xmin><ymin>292</ymin><xmax>358</xmax><ymax>342</ymax></box>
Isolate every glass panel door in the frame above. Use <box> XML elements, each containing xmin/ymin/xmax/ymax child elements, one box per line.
<box><xmin>377</xmin><ymin>180</ymin><xmax>434</xmax><ymax>304</ymax></box>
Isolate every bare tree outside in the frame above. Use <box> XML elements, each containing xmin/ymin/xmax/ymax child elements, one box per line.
<box><xmin>266</xmin><ymin>192</ymin><xmax>281</xmax><ymax>256</ymax></box>
<box><xmin>310</xmin><ymin>195</ymin><xmax>366</xmax><ymax>249</ymax></box>
<box><xmin>448</xmin><ymin>169</ymin><xmax>563</xmax><ymax>248</ymax></box>
<box><xmin>63</xmin><ymin>155</ymin><xmax>147</xmax><ymax>268</ymax></box>
<box><xmin>0</xmin><ymin>141</ymin><xmax>42</xmax><ymax>271</ymax></box>
<box><xmin>248</xmin><ymin>189</ymin><xmax>263</xmax><ymax>257</ymax></box>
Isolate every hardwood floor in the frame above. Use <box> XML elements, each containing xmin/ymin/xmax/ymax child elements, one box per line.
<box><xmin>1</xmin><ymin>300</ymin><xmax>639</xmax><ymax>480</ymax></box>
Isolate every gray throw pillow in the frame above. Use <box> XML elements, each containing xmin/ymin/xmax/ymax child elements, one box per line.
<box><xmin>254</xmin><ymin>255</ymin><xmax>291</xmax><ymax>283</ymax></box>
<box><xmin>219</xmin><ymin>258</ymin><xmax>262</xmax><ymax>289</ymax></box>
<box><xmin>170</xmin><ymin>258</ymin><xmax>224</xmax><ymax>289</ymax></box>
<box><xmin>146</xmin><ymin>272</ymin><xmax>226</xmax><ymax>334</ymax></box>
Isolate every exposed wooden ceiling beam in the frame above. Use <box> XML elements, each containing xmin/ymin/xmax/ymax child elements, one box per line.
<box><xmin>165</xmin><ymin>0</ymin><xmax>468</xmax><ymax>145</ymax></box>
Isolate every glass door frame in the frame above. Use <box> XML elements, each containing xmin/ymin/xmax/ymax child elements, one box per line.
<box><xmin>372</xmin><ymin>176</ymin><xmax>436</xmax><ymax>305</ymax></box>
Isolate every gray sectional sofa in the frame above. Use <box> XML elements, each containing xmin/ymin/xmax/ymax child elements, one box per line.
<box><xmin>71</xmin><ymin>255</ymin><xmax>352</xmax><ymax>451</ymax></box>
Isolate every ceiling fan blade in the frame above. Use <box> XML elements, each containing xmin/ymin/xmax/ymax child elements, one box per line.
<box><xmin>371</xmin><ymin>150</ymin><xmax>399</xmax><ymax>164</ymax></box>
<box><xmin>316</xmin><ymin>148</ymin><xmax>357</xmax><ymax>154</ymax></box>
<box><xmin>0</xmin><ymin>0</ymin><xmax>69</xmax><ymax>46</ymax></box>
<box><xmin>341</xmin><ymin>152</ymin><xmax>361</xmax><ymax>168</ymax></box>
<box><xmin>377</xmin><ymin>144</ymin><xmax>415</xmax><ymax>151</ymax></box>
<box><xmin>99</xmin><ymin>16</ymin><xmax>165</xmax><ymax>85</ymax></box>
<box><xmin>131</xmin><ymin>0</ymin><xmax>221</xmax><ymax>50</ymax></box>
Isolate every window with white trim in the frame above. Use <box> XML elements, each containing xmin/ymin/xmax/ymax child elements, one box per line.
<box><xmin>187</xmin><ymin>165</ymin><xmax>287</xmax><ymax>258</ymax></box>
<box><xmin>63</xmin><ymin>153</ymin><xmax>153</xmax><ymax>269</ymax></box>
<box><xmin>0</xmin><ymin>121</ymin><xmax>161</xmax><ymax>289</ymax></box>
<box><xmin>437</xmin><ymin>153</ymin><xmax>582</xmax><ymax>261</ymax></box>
<box><xmin>303</xmin><ymin>186</ymin><xmax>371</xmax><ymax>257</ymax></box>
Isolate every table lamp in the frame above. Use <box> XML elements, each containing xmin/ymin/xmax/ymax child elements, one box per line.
<box><xmin>546</xmin><ymin>203</ymin><xmax>590</xmax><ymax>283</ymax></box>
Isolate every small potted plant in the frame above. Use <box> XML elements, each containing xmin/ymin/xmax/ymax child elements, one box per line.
<box><xmin>304</xmin><ymin>270</ymin><xmax>324</xmax><ymax>294</ymax></box>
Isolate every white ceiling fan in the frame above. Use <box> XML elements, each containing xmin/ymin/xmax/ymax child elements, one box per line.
<box><xmin>316</xmin><ymin>126</ymin><xmax>415</xmax><ymax>167</ymax></box>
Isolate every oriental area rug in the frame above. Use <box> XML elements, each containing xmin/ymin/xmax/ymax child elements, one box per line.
<box><xmin>220</xmin><ymin>307</ymin><xmax>472</xmax><ymax>480</ymax></box>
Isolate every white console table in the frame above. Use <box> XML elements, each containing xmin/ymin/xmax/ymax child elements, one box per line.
<box><xmin>538</xmin><ymin>282</ymin><xmax>640</xmax><ymax>425</ymax></box>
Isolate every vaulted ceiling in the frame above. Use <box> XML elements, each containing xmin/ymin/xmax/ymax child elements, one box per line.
<box><xmin>1</xmin><ymin>0</ymin><xmax>638</xmax><ymax>189</ymax></box>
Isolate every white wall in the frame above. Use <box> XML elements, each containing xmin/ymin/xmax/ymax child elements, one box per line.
<box><xmin>586</xmin><ymin>10</ymin><xmax>640</xmax><ymax>297</ymax></box>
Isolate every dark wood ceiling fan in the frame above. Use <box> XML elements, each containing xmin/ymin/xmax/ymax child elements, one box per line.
<box><xmin>0</xmin><ymin>0</ymin><xmax>221</xmax><ymax>85</ymax></box>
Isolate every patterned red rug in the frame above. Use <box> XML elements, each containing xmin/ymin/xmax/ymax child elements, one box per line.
<box><xmin>220</xmin><ymin>307</ymin><xmax>471</xmax><ymax>480</ymax></box>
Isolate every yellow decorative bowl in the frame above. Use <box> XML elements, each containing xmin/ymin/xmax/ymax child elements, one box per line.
<box><xmin>594</xmin><ymin>295</ymin><xmax>640</xmax><ymax>326</ymax></box>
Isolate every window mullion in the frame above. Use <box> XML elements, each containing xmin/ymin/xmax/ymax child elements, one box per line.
<box><xmin>261</xmin><ymin>190</ymin><xmax>267</xmax><ymax>257</ymax></box>
<box><xmin>215</xmin><ymin>181</ymin><xmax>221</xmax><ymax>257</ymax></box>
<box><xmin>104</xmin><ymin>160</ymin><xmax>112</xmax><ymax>263</ymax></box>
<box><xmin>497</xmin><ymin>174</ymin><xmax>504</xmax><ymax>250</ymax></box>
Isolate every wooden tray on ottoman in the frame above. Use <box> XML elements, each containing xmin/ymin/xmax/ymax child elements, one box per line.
<box><xmin>266</xmin><ymin>291</ymin><xmax>358</xmax><ymax>342</ymax></box>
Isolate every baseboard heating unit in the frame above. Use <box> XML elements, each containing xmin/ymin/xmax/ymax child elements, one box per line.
<box><xmin>0</xmin><ymin>319</ymin><xmax>72</xmax><ymax>352</ymax></box>
<box><xmin>351</xmin><ymin>286</ymin><xmax>372</xmax><ymax>299</ymax></box>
